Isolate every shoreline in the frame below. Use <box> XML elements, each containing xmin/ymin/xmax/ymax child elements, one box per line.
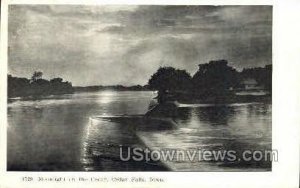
<box><xmin>7</xmin><ymin>90</ymin><xmax>271</xmax><ymax>104</ymax></box>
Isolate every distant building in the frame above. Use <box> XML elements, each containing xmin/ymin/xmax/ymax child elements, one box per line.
<box><xmin>241</xmin><ymin>78</ymin><xmax>263</xmax><ymax>90</ymax></box>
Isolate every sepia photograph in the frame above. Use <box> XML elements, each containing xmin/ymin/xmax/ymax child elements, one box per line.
<box><xmin>7</xmin><ymin>5</ymin><xmax>273</xmax><ymax>172</ymax></box>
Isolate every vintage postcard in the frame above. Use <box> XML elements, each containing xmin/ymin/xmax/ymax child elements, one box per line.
<box><xmin>0</xmin><ymin>0</ymin><xmax>299</xmax><ymax>187</ymax></box>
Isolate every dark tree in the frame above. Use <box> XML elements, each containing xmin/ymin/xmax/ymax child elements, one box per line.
<box><xmin>148</xmin><ymin>67</ymin><xmax>192</xmax><ymax>92</ymax></box>
<box><xmin>8</xmin><ymin>75</ymin><xmax>30</xmax><ymax>97</ymax></box>
<box><xmin>31</xmin><ymin>71</ymin><xmax>43</xmax><ymax>82</ymax></box>
<box><xmin>50</xmin><ymin>77</ymin><xmax>63</xmax><ymax>83</ymax></box>
<box><xmin>30</xmin><ymin>78</ymin><xmax>50</xmax><ymax>96</ymax></box>
<box><xmin>263</xmin><ymin>64</ymin><xmax>272</xmax><ymax>90</ymax></box>
<box><xmin>192</xmin><ymin>60</ymin><xmax>239</xmax><ymax>94</ymax></box>
<box><xmin>8</xmin><ymin>72</ymin><xmax>74</xmax><ymax>98</ymax></box>
<box><xmin>49</xmin><ymin>77</ymin><xmax>73</xmax><ymax>94</ymax></box>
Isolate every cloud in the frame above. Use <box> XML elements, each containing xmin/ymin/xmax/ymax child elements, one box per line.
<box><xmin>8</xmin><ymin>5</ymin><xmax>272</xmax><ymax>86</ymax></box>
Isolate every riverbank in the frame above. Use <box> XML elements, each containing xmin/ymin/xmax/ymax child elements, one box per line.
<box><xmin>177</xmin><ymin>94</ymin><xmax>271</xmax><ymax>104</ymax></box>
<box><xmin>163</xmin><ymin>90</ymin><xmax>271</xmax><ymax>104</ymax></box>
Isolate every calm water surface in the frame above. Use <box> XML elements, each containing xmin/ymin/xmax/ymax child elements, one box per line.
<box><xmin>7</xmin><ymin>91</ymin><xmax>271</xmax><ymax>171</ymax></box>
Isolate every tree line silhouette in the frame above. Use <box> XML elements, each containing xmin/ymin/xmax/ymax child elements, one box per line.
<box><xmin>8</xmin><ymin>71</ymin><xmax>74</xmax><ymax>98</ymax></box>
<box><xmin>148</xmin><ymin>60</ymin><xmax>271</xmax><ymax>103</ymax></box>
<box><xmin>8</xmin><ymin>60</ymin><xmax>271</xmax><ymax>101</ymax></box>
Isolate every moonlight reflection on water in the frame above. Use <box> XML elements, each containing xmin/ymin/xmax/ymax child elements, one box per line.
<box><xmin>7</xmin><ymin>91</ymin><xmax>271</xmax><ymax>171</ymax></box>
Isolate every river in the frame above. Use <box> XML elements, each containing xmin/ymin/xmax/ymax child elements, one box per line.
<box><xmin>7</xmin><ymin>91</ymin><xmax>272</xmax><ymax>171</ymax></box>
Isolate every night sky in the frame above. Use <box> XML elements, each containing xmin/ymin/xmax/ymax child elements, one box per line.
<box><xmin>8</xmin><ymin>5</ymin><xmax>272</xmax><ymax>86</ymax></box>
